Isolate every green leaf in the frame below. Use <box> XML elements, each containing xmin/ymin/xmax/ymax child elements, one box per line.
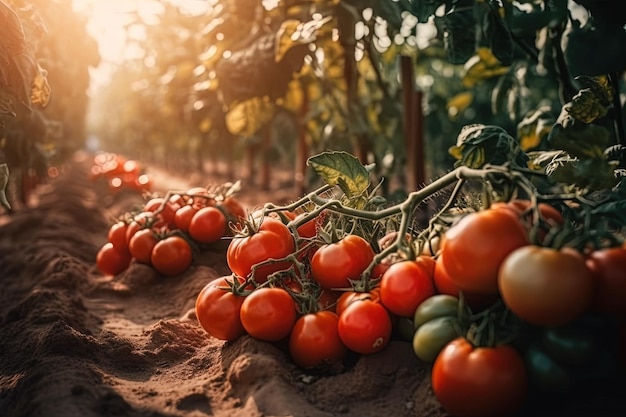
<box><xmin>306</xmin><ymin>151</ymin><xmax>370</xmax><ymax>199</ymax></box>
<box><xmin>0</xmin><ymin>163</ymin><xmax>11</xmax><ymax>210</ymax></box>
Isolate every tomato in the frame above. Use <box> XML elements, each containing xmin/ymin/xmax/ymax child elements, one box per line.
<box><xmin>379</xmin><ymin>258</ymin><xmax>436</xmax><ymax>317</ymax></box>
<box><xmin>432</xmin><ymin>337</ymin><xmax>528</xmax><ymax>417</ymax></box>
<box><xmin>150</xmin><ymin>235</ymin><xmax>193</xmax><ymax>276</ymax></box>
<box><xmin>219</xmin><ymin>197</ymin><xmax>247</xmax><ymax>223</ymax></box>
<box><xmin>195</xmin><ymin>276</ymin><xmax>246</xmax><ymax>341</ymax></box>
<box><xmin>498</xmin><ymin>245</ymin><xmax>594</xmax><ymax>327</ymax></box>
<box><xmin>336</xmin><ymin>288</ymin><xmax>381</xmax><ymax>316</ymax></box>
<box><xmin>412</xmin><ymin>316</ymin><xmax>459</xmax><ymax>363</ymax></box>
<box><xmin>96</xmin><ymin>242</ymin><xmax>131</xmax><ymax>276</ymax></box>
<box><xmin>239</xmin><ymin>287</ymin><xmax>297</xmax><ymax>342</ymax></box>
<box><xmin>125</xmin><ymin>211</ymin><xmax>155</xmax><ymax>244</ymax></box>
<box><xmin>292</xmin><ymin>212</ymin><xmax>323</xmax><ymax>239</ymax></box>
<box><xmin>311</xmin><ymin>234</ymin><xmax>375</xmax><ymax>290</ymax></box>
<box><xmin>502</xmin><ymin>199</ymin><xmax>564</xmax><ymax>226</ymax></box>
<box><xmin>186</xmin><ymin>186</ymin><xmax>213</xmax><ymax>208</ymax></box>
<box><xmin>128</xmin><ymin>228</ymin><xmax>158</xmax><ymax>264</ymax></box>
<box><xmin>413</xmin><ymin>294</ymin><xmax>459</xmax><ymax>328</ymax></box>
<box><xmin>585</xmin><ymin>246</ymin><xmax>626</xmax><ymax>316</ymax></box>
<box><xmin>144</xmin><ymin>197</ymin><xmax>177</xmax><ymax>228</ymax></box>
<box><xmin>433</xmin><ymin>254</ymin><xmax>499</xmax><ymax>311</ymax></box>
<box><xmin>107</xmin><ymin>221</ymin><xmax>129</xmax><ymax>254</ymax></box>
<box><xmin>188</xmin><ymin>206</ymin><xmax>227</xmax><ymax>244</ymax></box>
<box><xmin>337</xmin><ymin>299</ymin><xmax>392</xmax><ymax>355</ymax></box>
<box><xmin>226</xmin><ymin>217</ymin><xmax>295</xmax><ymax>284</ymax></box>
<box><xmin>288</xmin><ymin>311</ymin><xmax>347</xmax><ymax>368</ymax></box>
<box><xmin>441</xmin><ymin>208</ymin><xmax>528</xmax><ymax>294</ymax></box>
<box><xmin>173</xmin><ymin>204</ymin><xmax>199</xmax><ymax>233</ymax></box>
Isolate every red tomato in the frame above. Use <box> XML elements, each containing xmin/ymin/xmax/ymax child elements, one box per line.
<box><xmin>337</xmin><ymin>299</ymin><xmax>392</xmax><ymax>355</ymax></box>
<box><xmin>498</xmin><ymin>245</ymin><xmax>594</xmax><ymax>327</ymax></box>
<box><xmin>502</xmin><ymin>199</ymin><xmax>564</xmax><ymax>225</ymax></box>
<box><xmin>219</xmin><ymin>197</ymin><xmax>247</xmax><ymax>223</ymax></box>
<box><xmin>433</xmin><ymin>254</ymin><xmax>499</xmax><ymax>311</ymax></box>
<box><xmin>239</xmin><ymin>287</ymin><xmax>297</xmax><ymax>342</ymax></box>
<box><xmin>292</xmin><ymin>212</ymin><xmax>324</xmax><ymax>239</ymax></box>
<box><xmin>310</xmin><ymin>234</ymin><xmax>375</xmax><ymax>290</ymax></box>
<box><xmin>289</xmin><ymin>311</ymin><xmax>347</xmax><ymax>368</ymax></box>
<box><xmin>379</xmin><ymin>258</ymin><xmax>436</xmax><ymax>317</ymax></box>
<box><xmin>125</xmin><ymin>211</ymin><xmax>155</xmax><ymax>244</ymax></box>
<box><xmin>586</xmin><ymin>246</ymin><xmax>626</xmax><ymax>316</ymax></box>
<box><xmin>226</xmin><ymin>217</ymin><xmax>295</xmax><ymax>284</ymax></box>
<box><xmin>96</xmin><ymin>242</ymin><xmax>131</xmax><ymax>276</ymax></box>
<box><xmin>128</xmin><ymin>228</ymin><xmax>158</xmax><ymax>264</ymax></box>
<box><xmin>335</xmin><ymin>288</ymin><xmax>381</xmax><ymax>316</ymax></box>
<box><xmin>186</xmin><ymin>186</ymin><xmax>214</xmax><ymax>208</ymax></box>
<box><xmin>432</xmin><ymin>337</ymin><xmax>527</xmax><ymax>417</ymax></box>
<box><xmin>441</xmin><ymin>208</ymin><xmax>528</xmax><ymax>294</ymax></box>
<box><xmin>144</xmin><ymin>197</ymin><xmax>177</xmax><ymax>228</ymax></box>
<box><xmin>150</xmin><ymin>236</ymin><xmax>193</xmax><ymax>276</ymax></box>
<box><xmin>107</xmin><ymin>221</ymin><xmax>129</xmax><ymax>254</ymax></box>
<box><xmin>195</xmin><ymin>276</ymin><xmax>246</xmax><ymax>341</ymax></box>
<box><xmin>173</xmin><ymin>204</ymin><xmax>199</xmax><ymax>233</ymax></box>
<box><xmin>188</xmin><ymin>206</ymin><xmax>227</xmax><ymax>244</ymax></box>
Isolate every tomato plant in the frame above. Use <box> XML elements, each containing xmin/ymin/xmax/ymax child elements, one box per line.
<box><xmin>195</xmin><ymin>276</ymin><xmax>246</xmax><ymax>341</ymax></box>
<box><xmin>227</xmin><ymin>217</ymin><xmax>295</xmax><ymax>284</ymax></box>
<box><xmin>337</xmin><ymin>299</ymin><xmax>392</xmax><ymax>355</ymax></box>
<box><xmin>441</xmin><ymin>208</ymin><xmax>529</xmax><ymax>294</ymax></box>
<box><xmin>288</xmin><ymin>310</ymin><xmax>347</xmax><ymax>368</ymax></box>
<box><xmin>150</xmin><ymin>235</ymin><xmax>193</xmax><ymax>276</ymax></box>
<box><xmin>310</xmin><ymin>234</ymin><xmax>375</xmax><ymax>290</ymax></box>
<box><xmin>188</xmin><ymin>206</ymin><xmax>227</xmax><ymax>244</ymax></box>
<box><xmin>239</xmin><ymin>287</ymin><xmax>297</xmax><ymax>342</ymax></box>
<box><xmin>379</xmin><ymin>258</ymin><xmax>436</xmax><ymax>317</ymax></box>
<box><xmin>498</xmin><ymin>245</ymin><xmax>594</xmax><ymax>327</ymax></box>
<box><xmin>432</xmin><ymin>337</ymin><xmax>528</xmax><ymax>417</ymax></box>
<box><xmin>96</xmin><ymin>242</ymin><xmax>131</xmax><ymax>276</ymax></box>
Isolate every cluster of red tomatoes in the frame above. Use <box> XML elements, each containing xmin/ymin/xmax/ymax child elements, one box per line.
<box><xmin>90</xmin><ymin>152</ymin><xmax>153</xmax><ymax>195</ymax></box>
<box><xmin>96</xmin><ymin>186</ymin><xmax>246</xmax><ymax>277</ymax></box>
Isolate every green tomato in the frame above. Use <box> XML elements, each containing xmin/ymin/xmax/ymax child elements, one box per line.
<box><xmin>412</xmin><ymin>316</ymin><xmax>459</xmax><ymax>363</ymax></box>
<box><xmin>413</xmin><ymin>294</ymin><xmax>459</xmax><ymax>328</ymax></box>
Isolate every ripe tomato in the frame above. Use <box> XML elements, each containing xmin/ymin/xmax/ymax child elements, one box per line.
<box><xmin>226</xmin><ymin>217</ymin><xmax>295</xmax><ymax>284</ymax></box>
<box><xmin>311</xmin><ymin>234</ymin><xmax>375</xmax><ymax>290</ymax></box>
<box><xmin>96</xmin><ymin>242</ymin><xmax>131</xmax><ymax>276</ymax></box>
<box><xmin>144</xmin><ymin>197</ymin><xmax>177</xmax><ymax>228</ymax></box>
<box><xmin>585</xmin><ymin>246</ymin><xmax>626</xmax><ymax>316</ymax></box>
<box><xmin>288</xmin><ymin>310</ymin><xmax>347</xmax><ymax>368</ymax></box>
<box><xmin>379</xmin><ymin>258</ymin><xmax>436</xmax><ymax>317</ymax></box>
<box><xmin>292</xmin><ymin>212</ymin><xmax>323</xmax><ymax>239</ymax></box>
<box><xmin>219</xmin><ymin>197</ymin><xmax>246</xmax><ymax>223</ymax></box>
<box><xmin>502</xmin><ymin>199</ymin><xmax>564</xmax><ymax>225</ymax></box>
<box><xmin>433</xmin><ymin>254</ymin><xmax>498</xmax><ymax>311</ymax></box>
<box><xmin>107</xmin><ymin>221</ymin><xmax>129</xmax><ymax>254</ymax></box>
<box><xmin>195</xmin><ymin>276</ymin><xmax>246</xmax><ymax>341</ymax></box>
<box><xmin>150</xmin><ymin>235</ymin><xmax>193</xmax><ymax>276</ymax></box>
<box><xmin>239</xmin><ymin>287</ymin><xmax>297</xmax><ymax>342</ymax></box>
<box><xmin>441</xmin><ymin>208</ymin><xmax>528</xmax><ymax>294</ymax></box>
<box><xmin>128</xmin><ymin>228</ymin><xmax>158</xmax><ymax>264</ymax></box>
<box><xmin>498</xmin><ymin>245</ymin><xmax>594</xmax><ymax>327</ymax></box>
<box><xmin>432</xmin><ymin>337</ymin><xmax>528</xmax><ymax>417</ymax></box>
<box><xmin>186</xmin><ymin>186</ymin><xmax>213</xmax><ymax>208</ymax></box>
<box><xmin>188</xmin><ymin>206</ymin><xmax>227</xmax><ymax>244</ymax></box>
<box><xmin>125</xmin><ymin>211</ymin><xmax>155</xmax><ymax>244</ymax></box>
<box><xmin>173</xmin><ymin>204</ymin><xmax>199</xmax><ymax>233</ymax></box>
<box><xmin>337</xmin><ymin>299</ymin><xmax>392</xmax><ymax>355</ymax></box>
<box><xmin>336</xmin><ymin>288</ymin><xmax>381</xmax><ymax>316</ymax></box>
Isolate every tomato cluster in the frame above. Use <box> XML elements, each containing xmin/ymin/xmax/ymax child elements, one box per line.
<box><xmin>90</xmin><ymin>152</ymin><xmax>153</xmax><ymax>195</ymax></box>
<box><xmin>96</xmin><ymin>185</ymin><xmax>246</xmax><ymax>277</ymax></box>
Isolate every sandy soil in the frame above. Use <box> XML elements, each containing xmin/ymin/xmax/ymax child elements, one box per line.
<box><xmin>0</xmin><ymin>152</ymin><xmax>624</xmax><ymax>417</ymax></box>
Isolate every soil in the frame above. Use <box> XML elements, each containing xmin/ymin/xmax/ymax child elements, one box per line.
<box><xmin>0</xmin><ymin>151</ymin><xmax>625</xmax><ymax>417</ymax></box>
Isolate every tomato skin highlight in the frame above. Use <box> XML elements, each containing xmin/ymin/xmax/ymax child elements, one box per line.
<box><xmin>289</xmin><ymin>311</ymin><xmax>347</xmax><ymax>368</ymax></box>
<box><xmin>96</xmin><ymin>242</ymin><xmax>131</xmax><ymax>276</ymax></box>
<box><xmin>441</xmin><ymin>208</ymin><xmax>529</xmax><ymax>294</ymax></box>
<box><xmin>337</xmin><ymin>299</ymin><xmax>392</xmax><ymax>355</ymax></box>
<box><xmin>188</xmin><ymin>206</ymin><xmax>227</xmax><ymax>244</ymax></box>
<box><xmin>195</xmin><ymin>276</ymin><xmax>246</xmax><ymax>341</ymax></box>
<box><xmin>498</xmin><ymin>245</ymin><xmax>594</xmax><ymax>327</ymax></box>
<box><xmin>150</xmin><ymin>235</ymin><xmax>193</xmax><ymax>276</ymax></box>
<box><xmin>226</xmin><ymin>217</ymin><xmax>295</xmax><ymax>284</ymax></box>
<box><xmin>432</xmin><ymin>337</ymin><xmax>528</xmax><ymax>417</ymax></box>
<box><xmin>310</xmin><ymin>234</ymin><xmax>375</xmax><ymax>290</ymax></box>
<box><xmin>585</xmin><ymin>246</ymin><xmax>626</xmax><ymax>316</ymax></box>
<box><xmin>240</xmin><ymin>288</ymin><xmax>297</xmax><ymax>342</ymax></box>
<box><xmin>379</xmin><ymin>259</ymin><xmax>436</xmax><ymax>317</ymax></box>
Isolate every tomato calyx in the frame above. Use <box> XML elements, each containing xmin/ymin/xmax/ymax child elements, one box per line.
<box><xmin>462</xmin><ymin>297</ymin><xmax>526</xmax><ymax>348</ymax></box>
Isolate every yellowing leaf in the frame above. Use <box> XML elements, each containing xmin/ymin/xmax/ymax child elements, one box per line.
<box><xmin>225</xmin><ymin>97</ymin><xmax>275</xmax><ymax>137</ymax></box>
<box><xmin>306</xmin><ymin>151</ymin><xmax>370</xmax><ymax>199</ymax></box>
<box><xmin>275</xmin><ymin>17</ymin><xmax>331</xmax><ymax>62</ymax></box>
